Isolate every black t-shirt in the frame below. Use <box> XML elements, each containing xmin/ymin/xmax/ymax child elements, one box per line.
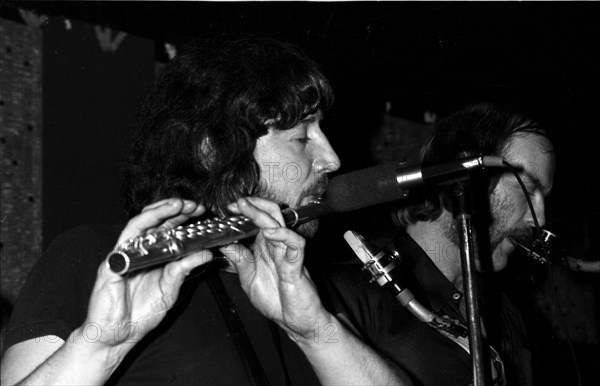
<box><xmin>322</xmin><ymin>231</ymin><xmax>532</xmax><ymax>386</ymax></box>
<box><xmin>323</xmin><ymin>263</ymin><xmax>473</xmax><ymax>386</ymax></box>
<box><xmin>4</xmin><ymin>224</ymin><xmax>321</xmax><ymax>386</ymax></box>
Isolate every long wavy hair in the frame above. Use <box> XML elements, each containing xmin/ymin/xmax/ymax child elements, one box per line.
<box><xmin>122</xmin><ymin>36</ymin><xmax>333</xmax><ymax>217</ymax></box>
<box><xmin>393</xmin><ymin>102</ymin><xmax>550</xmax><ymax>227</ymax></box>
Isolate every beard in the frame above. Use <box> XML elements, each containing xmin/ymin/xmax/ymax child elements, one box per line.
<box><xmin>255</xmin><ymin>176</ymin><xmax>329</xmax><ymax>238</ymax></box>
<box><xmin>438</xmin><ymin>191</ymin><xmax>534</xmax><ymax>272</ymax></box>
<box><xmin>489</xmin><ymin>193</ymin><xmax>532</xmax><ymax>246</ymax></box>
<box><xmin>488</xmin><ymin>189</ymin><xmax>533</xmax><ymax>271</ymax></box>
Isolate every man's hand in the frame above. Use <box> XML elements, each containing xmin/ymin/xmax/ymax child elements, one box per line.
<box><xmin>84</xmin><ymin>198</ymin><xmax>213</xmax><ymax>354</ymax></box>
<box><xmin>0</xmin><ymin>198</ymin><xmax>214</xmax><ymax>386</ymax></box>
<box><xmin>221</xmin><ymin>197</ymin><xmax>332</xmax><ymax>343</ymax></box>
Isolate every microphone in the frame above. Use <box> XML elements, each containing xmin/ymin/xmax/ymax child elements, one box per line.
<box><xmin>326</xmin><ymin>155</ymin><xmax>505</xmax><ymax>212</ymax></box>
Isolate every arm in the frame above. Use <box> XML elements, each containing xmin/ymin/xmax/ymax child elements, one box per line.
<box><xmin>1</xmin><ymin>199</ymin><xmax>212</xmax><ymax>385</ymax></box>
<box><xmin>1</xmin><ymin>333</ymin><xmax>122</xmax><ymax>386</ymax></box>
<box><xmin>293</xmin><ymin>313</ymin><xmax>411</xmax><ymax>385</ymax></box>
<box><xmin>221</xmin><ymin>197</ymin><xmax>412</xmax><ymax>385</ymax></box>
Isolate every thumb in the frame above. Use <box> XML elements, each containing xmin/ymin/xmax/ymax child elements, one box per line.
<box><xmin>163</xmin><ymin>249</ymin><xmax>214</xmax><ymax>283</ymax></box>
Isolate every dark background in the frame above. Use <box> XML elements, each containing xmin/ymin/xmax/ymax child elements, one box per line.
<box><xmin>6</xmin><ymin>1</ymin><xmax>599</xmax><ymax>253</ymax></box>
<box><xmin>2</xmin><ymin>1</ymin><xmax>599</xmax><ymax>385</ymax></box>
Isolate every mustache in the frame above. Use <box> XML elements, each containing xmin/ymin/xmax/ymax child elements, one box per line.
<box><xmin>301</xmin><ymin>175</ymin><xmax>329</xmax><ymax>198</ymax></box>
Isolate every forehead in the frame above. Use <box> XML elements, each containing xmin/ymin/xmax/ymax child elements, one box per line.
<box><xmin>502</xmin><ymin>132</ymin><xmax>556</xmax><ymax>193</ymax></box>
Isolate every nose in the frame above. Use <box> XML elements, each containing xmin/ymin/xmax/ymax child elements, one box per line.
<box><xmin>524</xmin><ymin>192</ymin><xmax>546</xmax><ymax>228</ymax></box>
<box><xmin>313</xmin><ymin>132</ymin><xmax>341</xmax><ymax>175</ymax></box>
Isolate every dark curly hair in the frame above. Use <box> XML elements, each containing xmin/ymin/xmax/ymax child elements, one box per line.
<box><xmin>393</xmin><ymin>102</ymin><xmax>550</xmax><ymax>227</ymax></box>
<box><xmin>122</xmin><ymin>36</ymin><xmax>333</xmax><ymax>217</ymax></box>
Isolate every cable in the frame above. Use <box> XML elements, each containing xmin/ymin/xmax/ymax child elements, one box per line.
<box><xmin>502</xmin><ymin>160</ymin><xmax>582</xmax><ymax>386</ymax></box>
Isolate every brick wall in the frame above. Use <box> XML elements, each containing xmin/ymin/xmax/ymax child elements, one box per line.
<box><xmin>0</xmin><ymin>15</ymin><xmax>43</xmax><ymax>309</ymax></box>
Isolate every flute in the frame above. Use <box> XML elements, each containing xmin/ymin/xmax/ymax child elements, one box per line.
<box><xmin>107</xmin><ymin>200</ymin><xmax>332</xmax><ymax>275</ymax></box>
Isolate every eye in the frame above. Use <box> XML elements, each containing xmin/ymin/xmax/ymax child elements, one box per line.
<box><xmin>293</xmin><ymin>137</ymin><xmax>310</xmax><ymax>144</ymax></box>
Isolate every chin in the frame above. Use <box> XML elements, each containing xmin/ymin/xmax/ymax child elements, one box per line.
<box><xmin>491</xmin><ymin>256</ymin><xmax>510</xmax><ymax>272</ymax></box>
<box><xmin>491</xmin><ymin>239</ymin><xmax>513</xmax><ymax>271</ymax></box>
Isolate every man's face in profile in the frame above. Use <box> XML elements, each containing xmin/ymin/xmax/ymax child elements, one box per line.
<box><xmin>253</xmin><ymin>110</ymin><xmax>340</xmax><ymax>237</ymax></box>
<box><xmin>487</xmin><ymin>132</ymin><xmax>555</xmax><ymax>271</ymax></box>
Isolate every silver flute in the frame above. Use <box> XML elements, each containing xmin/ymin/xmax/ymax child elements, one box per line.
<box><xmin>107</xmin><ymin>201</ymin><xmax>332</xmax><ymax>275</ymax></box>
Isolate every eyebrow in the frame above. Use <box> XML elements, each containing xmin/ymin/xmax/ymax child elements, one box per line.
<box><xmin>510</xmin><ymin>161</ymin><xmax>551</xmax><ymax>195</ymax></box>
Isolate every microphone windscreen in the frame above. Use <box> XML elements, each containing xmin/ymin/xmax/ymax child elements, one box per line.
<box><xmin>326</xmin><ymin>162</ymin><xmax>406</xmax><ymax>212</ymax></box>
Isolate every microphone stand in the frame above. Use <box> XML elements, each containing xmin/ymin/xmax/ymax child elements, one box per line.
<box><xmin>451</xmin><ymin>182</ymin><xmax>486</xmax><ymax>386</ymax></box>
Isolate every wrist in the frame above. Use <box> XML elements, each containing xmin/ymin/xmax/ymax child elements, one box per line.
<box><xmin>287</xmin><ymin>313</ymin><xmax>341</xmax><ymax>348</ymax></box>
<box><xmin>67</xmin><ymin>326</ymin><xmax>128</xmax><ymax>372</ymax></box>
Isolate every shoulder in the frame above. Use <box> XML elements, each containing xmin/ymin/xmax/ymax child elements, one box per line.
<box><xmin>21</xmin><ymin>223</ymin><xmax>125</xmax><ymax>288</ymax></box>
<box><xmin>48</xmin><ymin>223</ymin><xmax>123</xmax><ymax>249</ymax></box>
<box><xmin>18</xmin><ymin>223</ymin><xmax>125</xmax><ymax>287</ymax></box>
<box><xmin>43</xmin><ymin>224</ymin><xmax>124</xmax><ymax>265</ymax></box>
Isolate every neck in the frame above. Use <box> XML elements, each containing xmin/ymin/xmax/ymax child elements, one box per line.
<box><xmin>406</xmin><ymin>211</ymin><xmax>464</xmax><ymax>289</ymax></box>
